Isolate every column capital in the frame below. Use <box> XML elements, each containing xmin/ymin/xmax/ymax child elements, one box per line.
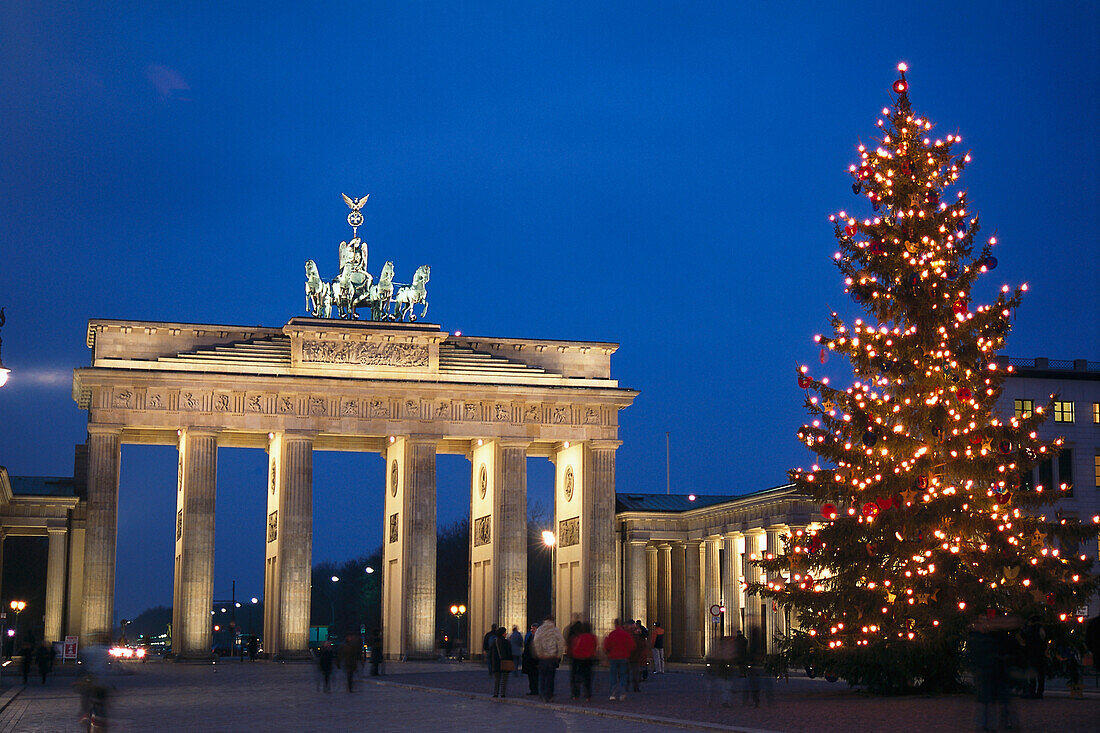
<box><xmin>178</xmin><ymin>427</ymin><xmax>221</xmax><ymax>440</ymax></box>
<box><xmin>626</xmin><ymin>538</ymin><xmax>649</xmax><ymax>547</ymax></box>
<box><xmin>497</xmin><ymin>438</ymin><xmax>532</xmax><ymax>450</ymax></box>
<box><xmin>47</xmin><ymin>525</ymin><xmax>68</xmax><ymax>536</ymax></box>
<box><xmin>683</xmin><ymin>538</ymin><xmax>703</xmax><ymax>548</ymax></box>
<box><xmin>723</xmin><ymin>530</ymin><xmax>743</xmax><ymax>540</ymax></box>
<box><xmin>403</xmin><ymin>434</ymin><xmax>442</xmax><ymax>446</ymax></box>
<box><xmin>645</xmin><ymin>543</ymin><xmax>658</xmax><ymax>555</ymax></box>
<box><xmin>586</xmin><ymin>439</ymin><xmax>622</xmax><ymax>451</ymax></box>
<box><xmin>281</xmin><ymin>430</ymin><xmax>319</xmax><ymax>443</ymax></box>
<box><xmin>87</xmin><ymin>424</ymin><xmax>123</xmax><ymax>437</ymax></box>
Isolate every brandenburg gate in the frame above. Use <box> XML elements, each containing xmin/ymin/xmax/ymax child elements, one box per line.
<box><xmin>72</xmin><ymin>316</ymin><xmax>636</xmax><ymax>658</ymax></box>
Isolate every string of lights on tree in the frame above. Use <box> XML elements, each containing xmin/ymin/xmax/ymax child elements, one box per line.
<box><xmin>750</xmin><ymin>64</ymin><xmax>1099</xmax><ymax>692</ymax></box>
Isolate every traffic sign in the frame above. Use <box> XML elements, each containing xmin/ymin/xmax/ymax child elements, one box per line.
<box><xmin>709</xmin><ymin>604</ymin><xmax>722</xmax><ymax>617</ymax></box>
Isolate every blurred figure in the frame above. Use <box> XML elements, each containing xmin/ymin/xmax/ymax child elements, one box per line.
<box><xmin>247</xmin><ymin>635</ymin><xmax>259</xmax><ymax>661</ymax></box>
<box><xmin>483</xmin><ymin>623</ymin><xmax>499</xmax><ymax>674</ymax></box>
<box><xmin>651</xmin><ymin>622</ymin><xmax>666</xmax><ymax>674</ymax></box>
<box><xmin>509</xmin><ymin>625</ymin><xmax>524</xmax><ymax>677</ymax></box>
<box><xmin>568</xmin><ymin>621</ymin><xmax>597</xmax><ymax>702</ymax></box>
<box><xmin>628</xmin><ymin>621</ymin><xmax>648</xmax><ymax>692</ymax></box>
<box><xmin>969</xmin><ymin>611</ymin><xmax>1021</xmax><ymax>731</ymax></box>
<box><xmin>1086</xmin><ymin>614</ymin><xmax>1100</xmax><ymax>676</ymax></box>
<box><xmin>369</xmin><ymin>629</ymin><xmax>383</xmax><ymax>676</ymax></box>
<box><xmin>36</xmin><ymin>641</ymin><xmax>56</xmax><ymax>684</ymax></box>
<box><xmin>603</xmin><ymin>619</ymin><xmax>634</xmax><ymax>701</ymax></box>
<box><xmin>337</xmin><ymin>633</ymin><xmax>361</xmax><ymax>692</ymax></box>
<box><xmin>489</xmin><ymin>627</ymin><xmax>512</xmax><ymax>698</ymax></box>
<box><xmin>635</xmin><ymin>620</ymin><xmax>650</xmax><ymax>681</ymax></box>
<box><xmin>76</xmin><ymin>633</ymin><xmax>111</xmax><ymax>731</ymax></box>
<box><xmin>20</xmin><ymin>636</ymin><xmax>35</xmax><ymax>684</ymax></box>
<box><xmin>318</xmin><ymin>640</ymin><xmax>336</xmax><ymax>692</ymax></box>
<box><xmin>1021</xmin><ymin>615</ymin><xmax>1047</xmax><ymax>699</ymax></box>
<box><xmin>522</xmin><ymin>623</ymin><xmax>540</xmax><ymax>695</ymax></box>
<box><xmin>704</xmin><ymin>635</ymin><xmax>735</xmax><ymax>706</ymax></box>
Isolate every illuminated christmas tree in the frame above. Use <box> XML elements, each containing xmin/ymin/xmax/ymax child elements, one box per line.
<box><xmin>752</xmin><ymin>64</ymin><xmax>1100</xmax><ymax>693</ymax></box>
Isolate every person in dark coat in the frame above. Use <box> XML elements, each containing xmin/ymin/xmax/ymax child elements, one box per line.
<box><xmin>20</xmin><ymin>633</ymin><xmax>35</xmax><ymax>685</ymax></box>
<box><xmin>35</xmin><ymin>641</ymin><xmax>56</xmax><ymax>684</ymax></box>
<box><xmin>369</xmin><ymin>629</ymin><xmax>383</xmax><ymax>676</ymax></box>
<box><xmin>1022</xmin><ymin>615</ymin><xmax>1047</xmax><ymax>698</ymax></box>
<box><xmin>337</xmin><ymin>633</ymin><xmax>361</xmax><ymax>693</ymax></box>
<box><xmin>522</xmin><ymin>623</ymin><xmax>540</xmax><ymax>695</ymax></box>
<box><xmin>482</xmin><ymin>622</ymin><xmax>499</xmax><ymax>674</ymax></box>
<box><xmin>489</xmin><ymin>627</ymin><xmax>512</xmax><ymax>697</ymax></box>
<box><xmin>246</xmin><ymin>635</ymin><xmax>259</xmax><ymax>661</ymax></box>
<box><xmin>318</xmin><ymin>640</ymin><xmax>336</xmax><ymax>692</ymax></box>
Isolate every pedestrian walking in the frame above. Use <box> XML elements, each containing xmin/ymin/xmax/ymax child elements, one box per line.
<box><xmin>20</xmin><ymin>633</ymin><xmax>34</xmax><ymax>685</ymax></box>
<box><xmin>247</xmin><ymin>635</ymin><xmax>259</xmax><ymax>661</ymax></box>
<box><xmin>369</xmin><ymin>629</ymin><xmax>383</xmax><ymax>676</ymax></box>
<box><xmin>483</xmin><ymin>622</ymin><xmax>499</xmax><ymax>674</ymax></box>
<box><xmin>635</xmin><ymin>620</ymin><xmax>650</xmax><ymax>681</ymax></box>
<box><xmin>704</xmin><ymin>636</ymin><xmax>735</xmax><ymax>706</ymax></box>
<box><xmin>508</xmin><ymin>625</ymin><xmax>524</xmax><ymax>678</ymax></box>
<box><xmin>522</xmin><ymin>623</ymin><xmax>540</xmax><ymax>695</ymax></box>
<box><xmin>337</xmin><ymin>633</ymin><xmax>361</xmax><ymax>693</ymax></box>
<box><xmin>1086</xmin><ymin>614</ymin><xmax>1100</xmax><ymax>676</ymax></box>
<box><xmin>490</xmin><ymin>627</ymin><xmax>513</xmax><ymax>698</ymax></box>
<box><xmin>318</xmin><ymin>640</ymin><xmax>336</xmax><ymax>693</ymax></box>
<box><xmin>35</xmin><ymin>641</ymin><xmax>56</xmax><ymax>684</ymax></box>
<box><xmin>603</xmin><ymin>619</ymin><xmax>634</xmax><ymax>701</ymax></box>
<box><xmin>1022</xmin><ymin>615</ymin><xmax>1047</xmax><ymax>699</ymax></box>
<box><xmin>567</xmin><ymin>621</ymin><xmax>597</xmax><ymax>702</ymax></box>
<box><xmin>628</xmin><ymin>622</ymin><xmax>648</xmax><ymax>692</ymax></box>
<box><xmin>532</xmin><ymin>616</ymin><xmax>566</xmax><ymax>702</ymax></box>
<box><xmin>650</xmin><ymin>622</ymin><xmax>665</xmax><ymax>674</ymax></box>
<box><xmin>968</xmin><ymin>612</ymin><xmax>1021</xmax><ymax>730</ymax></box>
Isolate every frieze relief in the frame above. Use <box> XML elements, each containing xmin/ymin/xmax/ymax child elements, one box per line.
<box><xmin>559</xmin><ymin>517</ymin><xmax>580</xmax><ymax>548</ymax></box>
<box><xmin>267</xmin><ymin>511</ymin><xmax>278</xmax><ymax>543</ymax></box>
<box><xmin>523</xmin><ymin>404</ymin><xmax>542</xmax><ymax>423</ymax></box>
<box><xmin>301</xmin><ymin>340</ymin><xmax>429</xmax><ymax>368</ymax></box>
<box><xmin>473</xmin><ymin>515</ymin><xmax>492</xmax><ymax>547</ymax></box>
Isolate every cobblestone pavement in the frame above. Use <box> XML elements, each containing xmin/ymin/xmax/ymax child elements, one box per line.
<box><xmin>0</xmin><ymin>660</ymin><xmax>1096</xmax><ymax>733</ymax></box>
<box><xmin>0</xmin><ymin>661</ymin><xmax>694</xmax><ymax>733</ymax></box>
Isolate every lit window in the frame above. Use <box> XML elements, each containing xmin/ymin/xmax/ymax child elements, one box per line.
<box><xmin>1093</xmin><ymin>402</ymin><xmax>1099</xmax><ymax>424</ymax></box>
<box><xmin>1094</xmin><ymin>453</ymin><xmax>1100</xmax><ymax>489</ymax></box>
<box><xmin>1053</xmin><ymin>401</ymin><xmax>1074</xmax><ymax>423</ymax></box>
<box><xmin>1014</xmin><ymin>399</ymin><xmax>1033</xmax><ymax>418</ymax></box>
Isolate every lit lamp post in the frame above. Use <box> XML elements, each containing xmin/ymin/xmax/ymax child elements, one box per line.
<box><xmin>0</xmin><ymin>306</ymin><xmax>9</xmax><ymax>388</ymax></box>
<box><xmin>249</xmin><ymin>597</ymin><xmax>258</xmax><ymax>636</ymax></box>
<box><xmin>9</xmin><ymin>600</ymin><xmax>25</xmax><ymax>647</ymax></box>
<box><xmin>449</xmin><ymin>604</ymin><xmax>466</xmax><ymax>656</ymax></box>
<box><xmin>541</xmin><ymin>530</ymin><xmax>556</xmax><ymax>619</ymax></box>
<box><xmin>329</xmin><ymin>576</ymin><xmax>340</xmax><ymax>629</ymax></box>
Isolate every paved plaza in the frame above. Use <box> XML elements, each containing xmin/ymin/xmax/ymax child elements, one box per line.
<box><xmin>0</xmin><ymin>660</ymin><xmax>1097</xmax><ymax>732</ymax></box>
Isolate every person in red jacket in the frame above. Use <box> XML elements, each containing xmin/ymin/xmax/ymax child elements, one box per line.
<box><xmin>603</xmin><ymin>619</ymin><xmax>634</xmax><ymax>701</ymax></box>
<box><xmin>568</xmin><ymin>621</ymin><xmax>597</xmax><ymax>702</ymax></box>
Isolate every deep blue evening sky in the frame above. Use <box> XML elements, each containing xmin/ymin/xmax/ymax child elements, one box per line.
<box><xmin>2</xmin><ymin>2</ymin><xmax>1097</xmax><ymax>620</ymax></box>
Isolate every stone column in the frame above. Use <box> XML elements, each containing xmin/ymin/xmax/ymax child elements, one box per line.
<box><xmin>765</xmin><ymin>527</ymin><xmax>784</xmax><ymax>654</ymax></box>
<box><xmin>44</xmin><ymin>526</ymin><xmax>68</xmax><ymax>642</ymax></box>
<box><xmin>645</xmin><ymin>545</ymin><xmax>658</xmax><ymax>626</ymax></box>
<box><xmin>264</xmin><ymin>432</ymin><xmax>314</xmax><ymax>659</ymax></box>
<box><xmin>625</xmin><ymin>540</ymin><xmax>647</xmax><ymax>624</ymax></box>
<box><xmin>683</xmin><ymin>540</ymin><xmax>703</xmax><ymax>659</ymax></box>
<box><xmin>80</xmin><ymin>425</ymin><xmax>121</xmax><ymax>644</ymax></box>
<box><xmin>172</xmin><ymin>429</ymin><xmax>218</xmax><ymax>658</ymax></box>
<box><xmin>703</xmin><ymin>537</ymin><xmax>721</xmax><ymax>654</ymax></box>
<box><xmin>0</xmin><ymin>530</ymin><xmax>5</xmax><ymax>615</ymax></box>
<box><xmin>384</xmin><ymin>436</ymin><xmax>438</xmax><ymax>659</ymax></box>
<box><xmin>496</xmin><ymin>441</ymin><xmax>528</xmax><ymax>631</ymax></box>
<box><xmin>670</xmin><ymin>543</ymin><xmax>685</xmax><ymax>659</ymax></box>
<box><xmin>722</xmin><ymin>532</ymin><xmax>742</xmax><ymax>636</ymax></box>
<box><xmin>583</xmin><ymin>441</ymin><xmax>619</xmax><ymax>638</ymax></box>
<box><xmin>657</xmin><ymin>543</ymin><xmax>672</xmax><ymax>655</ymax></box>
<box><xmin>742</xmin><ymin>531</ymin><xmax>764</xmax><ymax>655</ymax></box>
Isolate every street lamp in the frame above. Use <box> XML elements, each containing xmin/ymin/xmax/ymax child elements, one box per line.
<box><xmin>0</xmin><ymin>306</ymin><xmax>10</xmax><ymax>388</ymax></box>
<box><xmin>249</xmin><ymin>597</ymin><xmax>258</xmax><ymax>636</ymax></box>
<box><xmin>329</xmin><ymin>576</ymin><xmax>340</xmax><ymax>629</ymax></box>
<box><xmin>449</xmin><ymin>604</ymin><xmax>466</xmax><ymax>655</ymax></box>
<box><xmin>9</xmin><ymin>600</ymin><xmax>25</xmax><ymax>646</ymax></box>
<box><xmin>365</xmin><ymin>566</ymin><xmax>375</xmax><ymax>574</ymax></box>
<box><xmin>541</xmin><ymin>531</ymin><xmax>556</xmax><ymax>618</ymax></box>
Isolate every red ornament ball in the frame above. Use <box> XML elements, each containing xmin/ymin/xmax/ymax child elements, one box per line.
<box><xmin>893</xmin><ymin>79</ymin><xmax>908</xmax><ymax>94</ymax></box>
<box><xmin>858</xmin><ymin>165</ymin><xmax>872</xmax><ymax>180</ymax></box>
<box><xmin>862</xmin><ymin>502</ymin><xmax>879</xmax><ymax>518</ymax></box>
<box><xmin>844</xmin><ymin>224</ymin><xmax>857</xmax><ymax>237</ymax></box>
<box><xmin>956</xmin><ymin>387</ymin><xmax>973</xmax><ymax>402</ymax></box>
<box><xmin>952</xmin><ymin>299</ymin><xmax>968</xmax><ymax>315</ymax></box>
<box><xmin>875</xmin><ymin>496</ymin><xmax>893</xmax><ymax>510</ymax></box>
<box><xmin>798</xmin><ymin>374</ymin><xmax>813</xmax><ymax>388</ymax></box>
<box><xmin>869</xmin><ymin>240</ymin><xmax>885</xmax><ymax>255</ymax></box>
<box><xmin>998</xmin><ymin>440</ymin><xmax>1013</xmax><ymax>454</ymax></box>
<box><xmin>968</xmin><ymin>433</ymin><xmax>983</xmax><ymax>445</ymax></box>
<box><xmin>821</xmin><ymin>503</ymin><xmax>838</xmax><ymax>519</ymax></box>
